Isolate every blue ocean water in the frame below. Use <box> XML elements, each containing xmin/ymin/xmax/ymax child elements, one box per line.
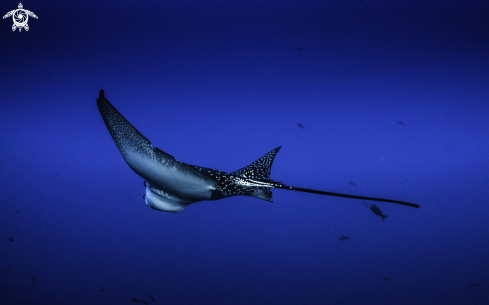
<box><xmin>1</xmin><ymin>0</ymin><xmax>489</xmax><ymax>304</ymax></box>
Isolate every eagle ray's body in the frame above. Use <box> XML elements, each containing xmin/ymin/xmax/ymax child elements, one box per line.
<box><xmin>97</xmin><ymin>90</ymin><xmax>419</xmax><ymax>213</ymax></box>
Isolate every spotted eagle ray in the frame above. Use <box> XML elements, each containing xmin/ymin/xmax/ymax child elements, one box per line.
<box><xmin>97</xmin><ymin>90</ymin><xmax>419</xmax><ymax>213</ymax></box>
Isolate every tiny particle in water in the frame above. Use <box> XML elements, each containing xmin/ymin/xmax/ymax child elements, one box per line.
<box><xmin>297</xmin><ymin>123</ymin><xmax>304</xmax><ymax>129</ymax></box>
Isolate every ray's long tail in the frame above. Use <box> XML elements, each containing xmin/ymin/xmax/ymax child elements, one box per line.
<box><xmin>276</xmin><ymin>184</ymin><xmax>419</xmax><ymax>208</ymax></box>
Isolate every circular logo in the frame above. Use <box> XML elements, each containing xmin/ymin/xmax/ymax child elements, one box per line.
<box><xmin>13</xmin><ymin>9</ymin><xmax>28</xmax><ymax>27</ymax></box>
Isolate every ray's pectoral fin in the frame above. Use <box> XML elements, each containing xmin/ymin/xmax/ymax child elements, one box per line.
<box><xmin>188</xmin><ymin>146</ymin><xmax>283</xmax><ymax>202</ymax></box>
<box><xmin>97</xmin><ymin>90</ymin><xmax>155</xmax><ymax>165</ymax></box>
<box><xmin>97</xmin><ymin>90</ymin><xmax>183</xmax><ymax>178</ymax></box>
<box><xmin>230</xmin><ymin>146</ymin><xmax>282</xmax><ymax>201</ymax></box>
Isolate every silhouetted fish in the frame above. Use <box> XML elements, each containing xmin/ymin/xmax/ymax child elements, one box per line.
<box><xmin>131</xmin><ymin>298</ymin><xmax>140</xmax><ymax>302</ymax></box>
<box><xmin>3</xmin><ymin>272</ymin><xmax>6</xmax><ymax>276</ymax></box>
<box><xmin>369</xmin><ymin>204</ymin><xmax>389</xmax><ymax>222</ymax></box>
<box><xmin>7</xmin><ymin>237</ymin><xmax>13</xmax><ymax>242</ymax></box>
<box><xmin>142</xmin><ymin>300</ymin><xmax>149</xmax><ymax>305</ymax></box>
<box><xmin>16</xmin><ymin>210</ymin><xmax>20</xmax><ymax>214</ymax></box>
<box><xmin>101</xmin><ymin>288</ymin><xmax>104</xmax><ymax>293</ymax></box>
<box><xmin>348</xmin><ymin>181</ymin><xmax>357</xmax><ymax>188</ymax></box>
<box><xmin>383</xmin><ymin>277</ymin><xmax>392</xmax><ymax>281</ymax></box>
<box><xmin>297</xmin><ymin>47</ymin><xmax>304</xmax><ymax>51</ymax></box>
<box><xmin>7</xmin><ymin>267</ymin><xmax>12</xmax><ymax>271</ymax></box>
<box><xmin>297</xmin><ymin>122</ymin><xmax>304</xmax><ymax>129</ymax></box>
<box><xmin>32</xmin><ymin>274</ymin><xmax>37</xmax><ymax>282</ymax></box>
<box><xmin>470</xmin><ymin>282</ymin><xmax>479</xmax><ymax>288</ymax></box>
<box><xmin>150</xmin><ymin>295</ymin><xmax>156</xmax><ymax>303</ymax></box>
<box><xmin>397</xmin><ymin>121</ymin><xmax>405</xmax><ymax>126</ymax></box>
<box><xmin>339</xmin><ymin>236</ymin><xmax>350</xmax><ymax>241</ymax></box>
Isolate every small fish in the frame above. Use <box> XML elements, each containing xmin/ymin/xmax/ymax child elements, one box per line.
<box><xmin>428</xmin><ymin>86</ymin><xmax>435</xmax><ymax>90</ymax></box>
<box><xmin>470</xmin><ymin>282</ymin><xmax>479</xmax><ymax>288</ymax></box>
<box><xmin>142</xmin><ymin>301</ymin><xmax>149</xmax><ymax>305</ymax></box>
<box><xmin>348</xmin><ymin>181</ymin><xmax>357</xmax><ymax>188</ymax></box>
<box><xmin>16</xmin><ymin>210</ymin><xmax>20</xmax><ymax>214</ymax></box>
<box><xmin>3</xmin><ymin>272</ymin><xmax>6</xmax><ymax>276</ymax></box>
<box><xmin>383</xmin><ymin>277</ymin><xmax>392</xmax><ymax>281</ymax></box>
<box><xmin>131</xmin><ymin>298</ymin><xmax>140</xmax><ymax>303</ymax></box>
<box><xmin>7</xmin><ymin>237</ymin><xmax>13</xmax><ymax>242</ymax></box>
<box><xmin>397</xmin><ymin>121</ymin><xmax>406</xmax><ymax>126</ymax></box>
<box><xmin>339</xmin><ymin>236</ymin><xmax>350</xmax><ymax>241</ymax></box>
<box><xmin>101</xmin><ymin>288</ymin><xmax>104</xmax><ymax>293</ymax></box>
<box><xmin>150</xmin><ymin>295</ymin><xmax>156</xmax><ymax>303</ymax></box>
<box><xmin>369</xmin><ymin>204</ymin><xmax>389</xmax><ymax>222</ymax></box>
<box><xmin>32</xmin><ymin>274</ymin><xmax>37</xmax><ymax>282</ymax></box>
<box><xmin>297</xmin><ymin>47</ymin><xmax>304</xmax><ymax>51</ymax></box>
<box><xmin>7</xmin><ymin>267</ymin><xmax>12</xmax><ymax>271</ymax></box>
<box><xmin>297</xmin><ymin>122</ymin><xmax>304</xmax><ymax>129</ymax></box>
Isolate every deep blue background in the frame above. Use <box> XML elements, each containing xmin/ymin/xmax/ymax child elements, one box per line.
<box><xmin>1</xmin><ymin>0</ymin><xmax>489</xmax><ymax>304</ymax></box>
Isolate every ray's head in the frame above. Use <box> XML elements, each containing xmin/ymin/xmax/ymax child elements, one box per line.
<box><xmin>144</xmin><ymin>181</ymin><xmax>190</xmax><ymax>213</ymax></box>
